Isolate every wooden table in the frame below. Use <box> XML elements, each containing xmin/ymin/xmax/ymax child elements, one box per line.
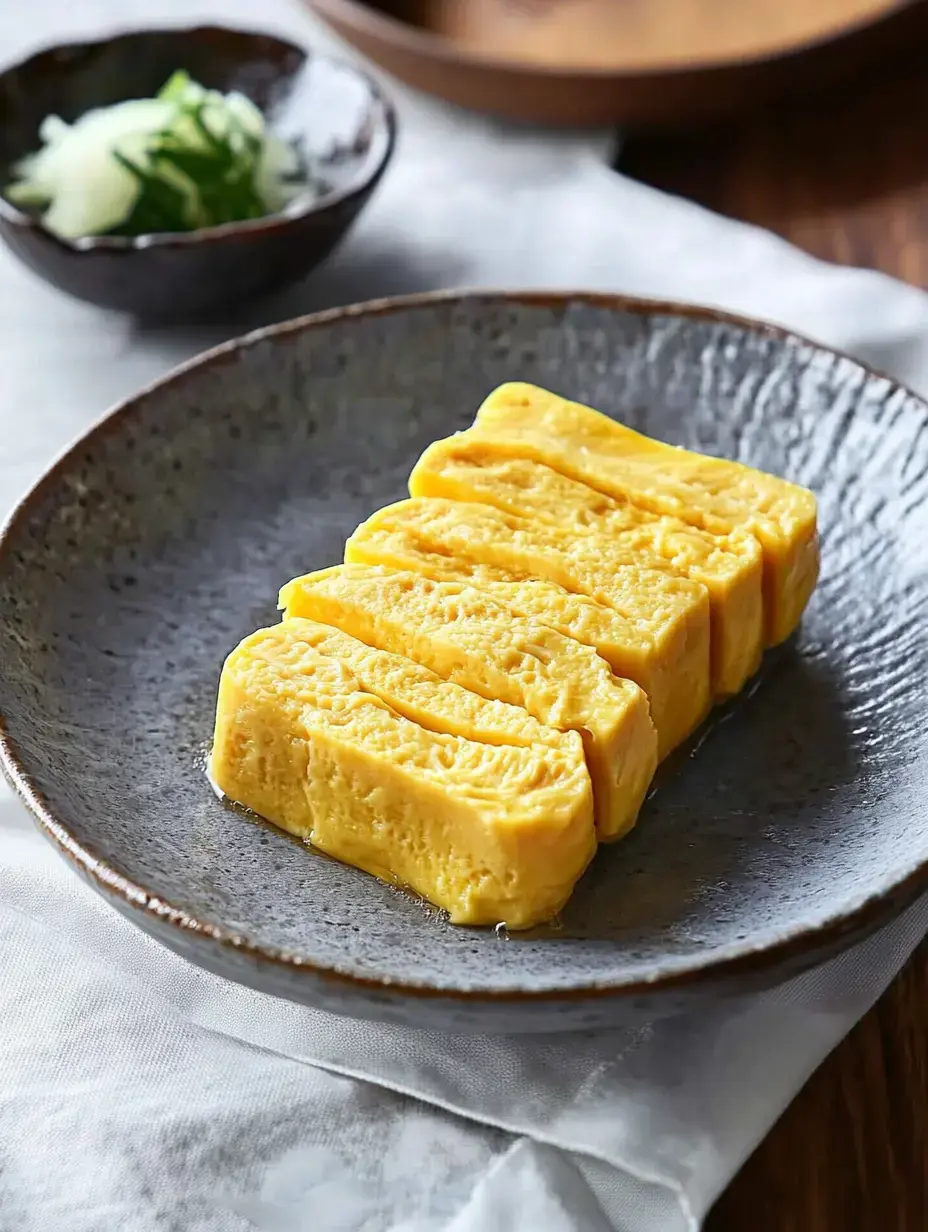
<box><xmin>622</xmin><ymin>53</ymin><xmax>928</xmax><ymax>1232</ymax></box>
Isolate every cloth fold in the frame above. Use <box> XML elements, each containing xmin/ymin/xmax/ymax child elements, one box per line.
<box><xmin>1</xmin><ymin>3</ymin><xmax>926</xmax><ymax>1229</ymax></box>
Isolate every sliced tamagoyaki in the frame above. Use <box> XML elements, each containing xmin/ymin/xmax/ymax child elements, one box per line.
<box><xmin>210</xmin><ymin>618</ymin><xmax>596</xmax><ymax>929</ymax></box>
<box><xmin>471</xmin><ymin>382</ymin><xmax>818</xmax><ymax>646</ymax></box>
<box><xmin>409</xmin><ymin>437</ymin><xmax>763</xmax><ymax>697</ymax></box>
<box><xmin>279</xmin><ymin>565</ymin><xmax>658</xmax><ymax>840</ymax></box>
<box><xmin>344</xmin><ymin>517</ymin><xmax>686</xmax><ymax>756</ymax></box>
<box><xmin>345</xmin><ymin>499</ymin><xmax>711</xmax><ymax>758</ymax></box>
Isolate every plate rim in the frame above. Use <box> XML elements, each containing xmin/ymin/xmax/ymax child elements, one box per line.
<box><xmin>306</xmin><ymin>0</ymin><xmax>919</xmax><ymax>80</ymax></box>
<box><xmin>2</xmin><ymin>287</ymin><xmax>926</xmax><ymax>1005</ymax></box>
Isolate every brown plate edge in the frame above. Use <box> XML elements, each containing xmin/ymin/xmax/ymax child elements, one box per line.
<box><xmin>305</xmin><ymin>0</ymin><xmax>928</xmax><ymax>128</ymax></box>
<box><xmin>305</xmin><ymin>0</ymin><xmax>920</xmax><ymax>81</ymax></box>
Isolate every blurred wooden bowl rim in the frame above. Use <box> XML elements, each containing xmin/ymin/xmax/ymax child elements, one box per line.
<box><xmin>305</xmin><ymin>0</ymin><xmax>928</xmax><ymax>127</ymax></box>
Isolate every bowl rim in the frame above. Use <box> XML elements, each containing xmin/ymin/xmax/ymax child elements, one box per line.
<box><xmin>1</xmin><ymin>287</ymin><xmax>926</xmax><ymax>1007</ymax></box>
<box><xmin>0</xmin><ymin>23</ymin><xmax>397</xmax><ymax>252</ymax></box>
<box><xmin>306</xmin><ymin>0</ymin><xmax>920</xmax><ymax>81</ymax></box>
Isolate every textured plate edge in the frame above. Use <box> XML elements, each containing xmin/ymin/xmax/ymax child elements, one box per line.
<box><xmin>1</xmin><ymin>286</ymin><xmax>926</xmax><ymax>1007</ymax></box>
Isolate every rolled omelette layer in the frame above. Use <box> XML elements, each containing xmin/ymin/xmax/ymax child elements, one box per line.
<box><xmin>210</xmin><ymin>619</ymin><xmax>596</xmax><ymax>929</ymax></box>
<box><xmin>409</xmin><ymin>438</ymin><xmax>763</xmax><ymax>697</ymax></box>
<box><xmin>279</xmin><ymin>565</ymin><xmax>658</xmax><ymax>841</ymax></box>
<box><xmin>346</xmin><ymin>498</ymin><xmax>710</xmax><ymax>759</ymax></box>
<box><xmin>471</xmin><ymin>382</ymin><xmax>818</xmax><ymax>646</ymax></box>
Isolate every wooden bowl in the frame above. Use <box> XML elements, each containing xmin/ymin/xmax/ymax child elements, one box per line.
<box><xmin>305</xmin><ymin>0</ymin><xmax>928</xmax><ymax>128</ymax></box>
<box><xmin>0</xmin><ymin>26</ymin><xmax>396</xmax><ymax>318</ymax></box>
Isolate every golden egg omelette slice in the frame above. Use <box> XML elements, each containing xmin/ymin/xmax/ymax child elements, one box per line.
<box><xmin>279</xmin><ymin>566</ymin><xmax>657</xmax><ymax>840</ymax></box>
<box><xmin>210</xmin><ymin>618</ymin><xmax>596</xmax><ymax>929</ymax></box>
<box><xmin>473</xmin><ymin>382</ymin><xmax>818</xmax><ymax>646</ymax></box>
<box><xmin>345</xmin><ymin>499</ymin><xmax>711</xmax><ymax>759</ymax></box>
<box><xmin>409</xmin><ymin>436</ymin><xmax>763</xmax><ymax>697</ymax></box>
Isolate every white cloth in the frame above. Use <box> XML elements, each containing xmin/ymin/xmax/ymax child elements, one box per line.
<box><xmin>1</xmin><ymin>4</ymin><xmax>926</xmax><ymax>1230</ymax></box>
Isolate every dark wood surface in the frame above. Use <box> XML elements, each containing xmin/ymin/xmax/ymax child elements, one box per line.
<box><xmin>623</xmin><ymin>54</ymin><xmax>928</xmax><ymax>1232</ymax></box>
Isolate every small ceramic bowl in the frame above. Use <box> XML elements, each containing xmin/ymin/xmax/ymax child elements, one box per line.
<box><xmin>0</xmin><ymin>26</ymin><xmax>396</xmax><ymax>318</ymax></box>
<box><xmin>305</xmin><ymin>0</ymin><xmax>928</xmax><ymax>127</ymax></box>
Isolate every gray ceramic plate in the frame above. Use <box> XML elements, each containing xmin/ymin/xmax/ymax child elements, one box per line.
<box><xmin>2</xmin><ymin>292</ymin><xmax>927</xmax><ymax>1032</ymax></box>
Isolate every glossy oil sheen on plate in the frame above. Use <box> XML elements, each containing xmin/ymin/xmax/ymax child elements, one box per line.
<box><xmin>0</xmin><ymin>293</ymin><xmax>926</xmax><ymax>1031</ymax></box>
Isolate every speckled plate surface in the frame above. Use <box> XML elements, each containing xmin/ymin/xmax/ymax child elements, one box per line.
<box><xmin>2</xmin><ymin>292</ymin><xmax>927</xmax><ymax>1032</ymax></box>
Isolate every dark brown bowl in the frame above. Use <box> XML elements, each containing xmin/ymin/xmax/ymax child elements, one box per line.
<box><xmin>305</xmin><ymin>0</ymin><xmax>928</xmax><ymax>128</ymax></box>
<box><xmin>0</xmin><ymin>26</ymin><xmax>396</xmax><ymax>318</ymax></box>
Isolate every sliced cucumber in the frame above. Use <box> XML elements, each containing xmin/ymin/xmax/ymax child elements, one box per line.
<box><xmin>4</xmin><ymin>73</ymin><xmax>309</xmax><ymax>240</ymax></box>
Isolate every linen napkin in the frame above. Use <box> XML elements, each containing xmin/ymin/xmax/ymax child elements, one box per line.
<box><xmin>1</xmin><ymin>3</ymin><xmax>927</xmax><ymax>1230</ymax></box>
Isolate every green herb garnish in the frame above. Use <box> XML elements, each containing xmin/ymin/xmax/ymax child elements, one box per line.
<box><xmin>3</xmin><ymin>71</ymin><xmax>309</xmax><ymax>240</ymax></box>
